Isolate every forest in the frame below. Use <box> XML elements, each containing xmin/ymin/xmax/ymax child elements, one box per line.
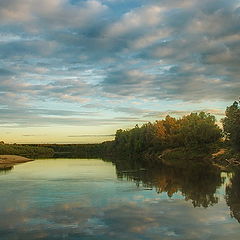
<box><xmin>102</xmin><ymin>101</ymin><xmax>240</xmax><ymax>166</ymax></box>
<box><xmin>0</xmin><ymin>144</ymin><xmax>54</xmax><ymax>158</ymax></box>
<box><xmin>1</xmin><ymin>101</ymin><xmax>240</xmax><ymax>164</ymax></box>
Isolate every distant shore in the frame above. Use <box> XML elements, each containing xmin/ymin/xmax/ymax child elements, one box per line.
<box><xmin>0</xmin><ymin>155</ymin><xmax>33</xmax><ymax>168</ymax></box>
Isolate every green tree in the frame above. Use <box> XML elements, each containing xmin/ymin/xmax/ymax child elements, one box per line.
<box><xmin>108</xmin><ymin>111</ymin><xmax>222</xmax><ymax>157</ymax></box>
<box><xmin>222</xmin><ymin>101</ymin><xmax>240</xmax><ymax>150</ymax></box>
<box><xmin>179</xmin><ymin>112</ymin><xmax>221</xmax><ymax>147</ymax></box>
<box><xmin>163</xmin><ymin>115</ymin><xmax>180</xmax><ymax>147</ymax></box>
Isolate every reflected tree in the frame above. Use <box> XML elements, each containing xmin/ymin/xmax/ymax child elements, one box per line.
<box><xmin>226</xmin><ymin>169</ymin><xmax>240</xmax><ymax>222</ymax></box>
<box><xmin>0</xmin><ymin>165</ymin><xmax>14</xmax><ymax>175</ymax></box>
<box><xmin>113</xmin><ymin>159</ymin><xmax>223</xmax><ymax>208</ymax></box>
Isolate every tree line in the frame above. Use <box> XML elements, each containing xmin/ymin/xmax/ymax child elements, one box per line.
<box><xmin>1</xmin><ymin>101</ymin><xmax>239</xmax><ymax>160</ymax></box>
<box><xmin>102</xmin><ymin>101</ymin><xmax>240</xmax><ymax>159</ymax></box>
<box><xmin>0</xmin><ymin>144</ymin><xmax>54</xmax><ymax>158</ymax></box>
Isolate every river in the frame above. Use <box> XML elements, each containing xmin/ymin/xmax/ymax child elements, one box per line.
<box><xmin>0</xmin><ymin>158</ymin><xmax>240</xmax><ymax>240</ymax></box>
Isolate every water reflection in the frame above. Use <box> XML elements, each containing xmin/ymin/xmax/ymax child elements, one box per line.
<box><xmin>0</xmin><ymin>165</ymin><xmax>14</xmax><ymax>175</ymax></box>
<box><xmin>1</xmin><ymin>158</ymin><xmax>240</xmax><ymax>239</ymax></box>
<box><xmin>226</xmin><ymin>168</ymin><xmax>240</xmax><ymax>223</ymax></box>
<box><xmin>113</xmin><ymin>159</ymin><xmax>224</xmax><ymax>208</ymax></box>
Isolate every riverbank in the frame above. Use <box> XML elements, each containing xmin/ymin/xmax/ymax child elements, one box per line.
<box><xmin>211</xmin><ymin>148</ymin><xmax>240</xmax><ymax>170</ymax></box>
<box><xmin>157</xmin><ymin>146</ymin><xmax>240</xmax><ymax>171</ymax></box>
<box><xmin>0</xmin><ymin>155</ymin><xmax>33</xmax><ymax>168</ymax></box>
<box><xmin>0</xmin><ymin>144</ymin><xmax>54</xmax><ymax>158</ymax></box>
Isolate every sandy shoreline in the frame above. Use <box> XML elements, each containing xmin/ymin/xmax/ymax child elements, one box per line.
<box><xmin>0</xmin><ymin>155</ymin><xmax>33</xmax><ymax>167</ymax></box>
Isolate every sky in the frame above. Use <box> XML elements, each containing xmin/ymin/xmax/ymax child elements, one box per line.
<box><xmin>0</xmin><ymin>0</ymin><xmax>239</xmax><ymax>143</ymax></box>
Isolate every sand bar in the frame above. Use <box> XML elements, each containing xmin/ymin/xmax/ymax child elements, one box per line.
<box><xmin>0</xmin><ymin>155</ymin><xmax>33</xmax><ymax>165</ymax></box>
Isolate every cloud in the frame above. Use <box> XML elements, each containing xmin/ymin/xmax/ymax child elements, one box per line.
<box><xmin>113</xmin><ymin>106</ymin><xmax>225</xmax><ymax>118</ymax></box>
<box><xmin>0</xmin><ymin>106</ymin><xmax>149</xmax><ymax>128</ymax></box>
<box><xmin>105</xmin><ymin>4</ymin><xmax>164</xmax><ymax>38</ymax></box>
<box><xmin>0</xmin><ymin>0</ymin><xmax>108</xmax><ymax>28</ymax></box>
<box><xmin>0</xmin><ymin>74</ymin><xmax>98</xmax><ymax>106</ymax></box>
<box><xmin>0</xmin><ymin>0</ymin><xmax>239</xmax><ymax>133</ymax></box>
<box><xmin>98</xmin><ymin>0</ymin><xmax>240</xmax><ymax>101</ymax></box>
<box><xmin>68</xmin><ymin>134</ymin><xmax>115</xmax><ymax>137</ymax></box>
<box><xmin>1</xmin><ymin>198</ymin><xmax>239</xmax><ymax>239</ymax></box>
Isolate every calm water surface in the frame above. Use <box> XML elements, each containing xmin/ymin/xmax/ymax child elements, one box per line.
<box><xmin>0</xmin><ymin>158</ymin><xmax>240</xmax><ymax>240</ymax></box>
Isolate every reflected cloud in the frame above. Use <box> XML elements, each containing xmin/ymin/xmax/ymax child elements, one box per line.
<box><xmin>0</xmin><ymin>199</ymin><xmax>240</xmax><ymax>240</ymax></box>
<box><xmin>0</xmin><ymin>159</ymin><xmax>240</xmax><ymax>239</ymax></box>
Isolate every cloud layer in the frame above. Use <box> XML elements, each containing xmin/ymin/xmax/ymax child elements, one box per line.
<box><xmin>0</xmin><ymin>0</ymin><xmax>239</xmax><ymax>140</ymax></box>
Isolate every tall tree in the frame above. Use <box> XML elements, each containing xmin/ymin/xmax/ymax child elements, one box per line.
<box><xmin>222</xmin><ymin>101</ymin><xmax>240</xmax><ymax>150</ymax></box>
<box><xmin>179</xmin><ymin>112</ymin><xmax>221</xmax><ymax>147</ymax></box>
